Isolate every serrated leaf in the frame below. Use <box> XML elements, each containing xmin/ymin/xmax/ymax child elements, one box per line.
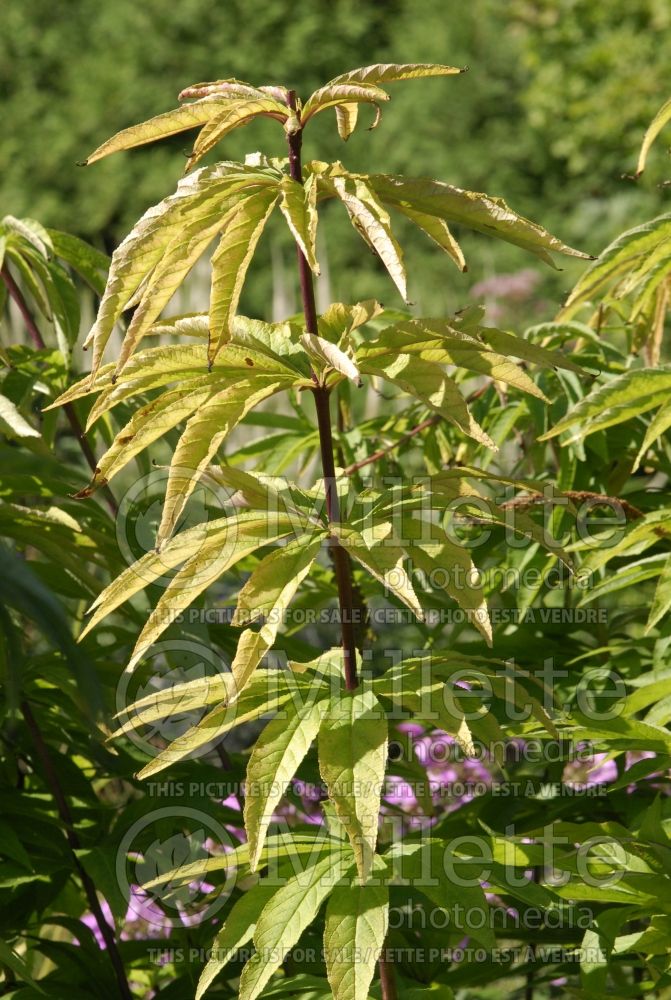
<box><xmin>208</xmin><ymin>189</ymin><xmax>279</xmax><ymax>364</ymax></box>
<box><xmin>317</xmin><ymin>300</ymin><xmax>383</xmax><ymax>345</ymax></box>
<box><xmin>637</xmin><ymin>96</ymin><xmax>671</xmax><ymax>176</ymax></box>
<box><xmin>328</xmin><ymin>63</ymin><xmax>464</xmax><ymax>87</ymax></box>
<box><xmin>302</xmin><ymin>83</ymin><xmax>389</xmax><ymax>124</ymax></box>
<box><xmin>238</xmin><ymin>849</ymin><xmax>352</xmax><ymax>1000</ymax></box>
<box><xmin>245</xmin><ymin>698</ymin><xmax>325</xmax><ymax>871</ymax></box>
<box><xmin>324</xmin><ymin>880</ymin><xmax>388</xmax><ymax>1000</ymax></box>
<box><xmin>369</xmin><ymin>173</ymin><xmax>591</xmax><ymax>267</ymax></box>
<box><xmin>358</xmin><ymin>351</ymin><xmax>495</xmax><ymax>447</ymax></box>
<box><xmin>196</xmin><ymin>882</ymin><xmax>278</xmax><ymax>999</ymax></box>
<box><xmin>85</xmin><ymin>96</ymin><xmax>264</xmax><ymax>164</ymax></box>
<box><xmin>318</xmin><ymin>690</ymin><xmax>387</xmax><ymax>881</ymax></box>
<box><xmin>156</xmin><ymin>376</ymin><xmax>290</xmax><ymax>546</ymax></box>
<box><xmin>80</xmin><ymin>511</ymin><xmax>298</xmax><ymax>640</ymax></box>
<box><xmin>278</xmin><ymin>175</ymin><xmax>320</xmax><ymax>274</ymax></box>
<box><xmin>185</xmin><ymin>97</ymin><xmax>288</xmax><ymax>172</ymax></box>
<box><xmin>332</xmin><ymin>176</ymin><xmax>407</xmax><ymax>300</ymax></box>
<box><xmin>558</xmin><ymin>213</ymin><xmax>671</xmax><ymax>320</ymax></box>
<box><xmin>82</xmin><ymin>163</ymin><xmax>279</xmax><ymax>379</ymax></box>
<box><xmin>333</xmin><ymin>524</ymin><xmax>424</xmax><ymax>620</ymax></box>
<box><xmin>78</xmin><ymin>380</ymin><xmax>217</xmax><ymax>493</ymax></box>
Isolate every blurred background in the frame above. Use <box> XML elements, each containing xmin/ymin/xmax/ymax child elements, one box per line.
<box><xmin>3</xmin><ymin>0</ymin><xmax>670</xmax><ymax>332</ymax></box>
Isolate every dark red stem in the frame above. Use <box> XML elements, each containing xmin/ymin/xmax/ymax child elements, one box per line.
<box><xmin>286</xmin><ymin>91</ymin><xmax>358</xmax><ymax>691</ymax></box>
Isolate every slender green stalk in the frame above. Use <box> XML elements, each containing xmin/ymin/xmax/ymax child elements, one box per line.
<box><xmin>286</xmin><ymin>91</ymin><xmax>359</xmax><ymax>691</ymax></box>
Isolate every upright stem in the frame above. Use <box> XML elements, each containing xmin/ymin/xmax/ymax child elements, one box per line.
<box><xmin>1</xmin><ymin>265</ymin><xmax>117</xmax><ymax>515</ymax></box>
<box><xmin>286</xmin><ymin>92</ymin><xmax>358</xmax><ymax>691</ymax></box>
<box><xmin>21</xmin><ymin>701</ymin><xmax>133</xmax><ymax>1000</ymax></box>
<box><xmin>379</xmin><ymin>950</ymin><xmax>398</xmax><ymax>1000</ymax></box>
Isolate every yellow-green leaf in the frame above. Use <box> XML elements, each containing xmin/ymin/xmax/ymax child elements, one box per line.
<box><xmin>318</xmin><ymin>689</ymin><xmax>387</xmax><ymax>881</ymax></box>
<box><xmin>208</xmin><ymin>189</ymin><xmax>279</xmax><ymax>365</ymax></box>
<box><xmin>278</xmin><ymin>175</ymin><xmax>320</xmax><ymax>274</ymax></box>
<box><xmin>245</xmin><ymin>698</ymin><xmax>325</xmax><ymax>871</ymax></box>
<box><xmin>324</xmin><ymin>880</ymin><xmax>389</xmax><ymax>1000</ymax></box>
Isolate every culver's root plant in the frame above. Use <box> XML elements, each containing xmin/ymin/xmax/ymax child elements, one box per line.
<box><xmin>50</xmin><ymin>64</ymin><xmax>610</xmax><ymax>999</ymax></box>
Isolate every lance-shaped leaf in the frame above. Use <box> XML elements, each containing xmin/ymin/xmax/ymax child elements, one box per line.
<box><xmin>196</xmin><ymin>882</ymin><xmax>278</xmax><ymax>999</ymax></box>
<box><xmin>368</xmin><ymin>173</ymin><xmax>591</xmax><ymax>268</ymax></box>
<box><xmin>85</xmin><ymin>96</ymin><xmax>252</xmax><ymax>164</ymax></box>
<box><xmin>238</xmin><ymin>848</ymin><xmax>352</xmax><ymax>1000</ymax></box>
<box><xmin>232</xmin><ymin>532</ymin><xmax>325</xmax><ymax>638</ymax></box>
<box><xmin>318</xmin><ymin>689</ymin><xmax>388</xmax><ymax>881</ymax></box>
<box><xmin>80</xmin><ymin>511</ymin><xmax>298</xmax><ymax>640</ymax></box>
<box><xmin>637</xmin><ymin>96</ymin><xmax>671</xmax><ymax>176</ymax></box>
<box><xmin>359</xmin><ymin>322</ymin><xmax>550</xmax><ymax>400</ymax></box>
<box><xmin>136</xmin><ymin>671</ymin><xmax>298</xmax><ymax>778</ymax></box>
<box><xmin>82</xmin><ymin>163</ymin><xmax>278</xmax><ymax>378</ymax></box>
<box><xmin>401</xmin><ymin>518</ymin><xmax>492</xmax><ymax>645</ymax></box>
<box><xmin>179</xmin><ymin>78</ymin><xmax>280</xmax><ymax>101</ymax></box>
<box><xmin>229</xmin><ymin>531</ymin><xmax>325</xmax><ymax>694</ymax></box>
<box><xmin>208</xmin><ymin>188</ymin><xmax>279</xmax><ymax>365</ymax></box>
<box><xmin>332</xmin><ymin>176</ymin><xmax>407</xmax><ymax>300</ymax></box>
<box><xmin>185</xmin><ymin>97</ymin><xmax>288</xmax><ymax>172</ymax></box>
<box><xmin>328</xmin><ymin>63</ymin><xmax>465</xmax><ymax>87</ymax></box>
<box><xmin>540</xmin><ymin>367</ymin><xmax>671</xmax><ymax>444</ymax></box>
<box><xmin>156</xmin><ymin>376</ymin><xmax>291</xmax><ymax>546</ymax></box>
<box><xmin>278</xmin><ymin>175</ymin><xmax>320</xmax><ymax>274</ymax></box>
<box><xmin>75</xmin><ymin>379</ymin><xmax>217</xmax><ymax>494</ymax></box>
<box><xmin>358</xmin><ymin>351</ymin><xmax>495</xmax><ymax>447</ymax></box>
<box><xmin>373</xmin><ymin>662</ymin><xmax>480</xmax><ymax>758</ymax></box>
<box><xmin>302</xmin><ymin>83</ymin><xmax>389</xmax><ymax>124</ymax></box>
<box><xmin>332</xmin><ymin>524</ymin><xmax>424</xmax><ymax>620</ymax></box>
<box><xmin>301</xmin><ymin>334</ymin><xmax>361</xmax><ymax>386</ymax></box>
<box><xmin>127</xmin><ymin>517</ymin><xmax>300</xmax><ymax>670</ymax></box>
<box><xmin>245</xmin><ymin>697</ymin><xmax>325</xmax><ymax>871</ymax></box>
<box><xmin>324</xmin><ymin>880</ymin><xmax>389</xmax><ymax>1000</ymax></box>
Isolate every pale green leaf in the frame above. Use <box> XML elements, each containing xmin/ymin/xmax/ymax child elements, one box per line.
<box><xmin>156</xmin><ymin>376</ymin><xmax>290</xmax><ymax>546</ymax></box>
<box><xmin>392</xmin><ymin>203</ymin><xmax>466</xmax><ymax>271</ymax></box>
<box><xmin>333</xmin><ymin>524</ymin><xmax>424</xmax><ymax>620</ymax></box>
<box><xmin>634</xmin><ymin>397</ymin><xmax>671</xmax><ymax>469</ymax></box>
<box><xmin>185</xmin><ymin>97</ymin><xmax>288</xmax><ymax>172</ymax></box>
<box><xmin>0</xmin><ymin>395</ymin><xmax>40</xmax><ymax>438</ymax></box>
<box><xmin>318</xmin><ymin>690</ymin><xmax>388</xmax><ymax>881</ymax></box>
<box><xmin>328</xmin><ymin>63</ymin><xmax>464</xmax><ymax>87</ymax></box>
<box><xmin>85</xmin><ymin>96</ymin><xmax>259</xmax><ymax>164</ymax></box>
<box><xmin>369</xmin><ymin>173</ymin><xmax>591</xmax><ymax>267</ymax></box>
<box><xmin>245</xmin><ymin>698</ymin><xmax>325</xmax><ymax>870</ymax></box>
<box><xmin>208</xmin><ymin>188</ymin><xmax>279</xmax><ymax>364</ymax></box>
<box><xmin>637</xmin><ymin>96</ymin><xmax>671</xmax><ymax>176</ymax></box>
<box><xmin>196</xmin><ymin>882</ymin><xmax>277</xmax><ymax>999</ymax></box>
<box><xmin>238</xmin><ymin>849</ymin><xmax>352</xmax><ymax>1000</ymax></box>
<box><xmin>335</xmin><ymin>104</ymin><xmax>359</xmax><ymax>141</ymax></box>
<box><xmin>324</xmin><ymin>880</ymin><xmax>388</xmax><ymax>1000</ymax></box>
<box><xmin>646</xmin><ymin>554</ymin><xmax>671</xmax><ymax>632</ymax></box>
<box><xmin>301</xmin><ymin>333</ymin><xmax>361</xmax><ymax>386</ymax></box>
<box><xmin>302</xmin><ymin>83</ymin><xmax>389</xmax><ymax>124</ymax></box>
<box><xmin>332</xmin><ymin>176</ymin><xmax>407</xmax><ymax>300</ymax></box>
<box><xmin>278</xmin><ymin>175</ymin><xmax>320</xmax><ymax>274</ymax></box>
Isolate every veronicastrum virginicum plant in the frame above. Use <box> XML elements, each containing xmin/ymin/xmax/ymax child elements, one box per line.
<box><xmin>51</xmin><ymin>64</ymin><xmax>596</xmax><ymax>999</ymax></box>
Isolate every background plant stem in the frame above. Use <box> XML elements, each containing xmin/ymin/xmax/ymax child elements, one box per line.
<box><xmin>1</xmin><ymin>264</ymin><xmax>118</xmax><ymax>516</ymax></box>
